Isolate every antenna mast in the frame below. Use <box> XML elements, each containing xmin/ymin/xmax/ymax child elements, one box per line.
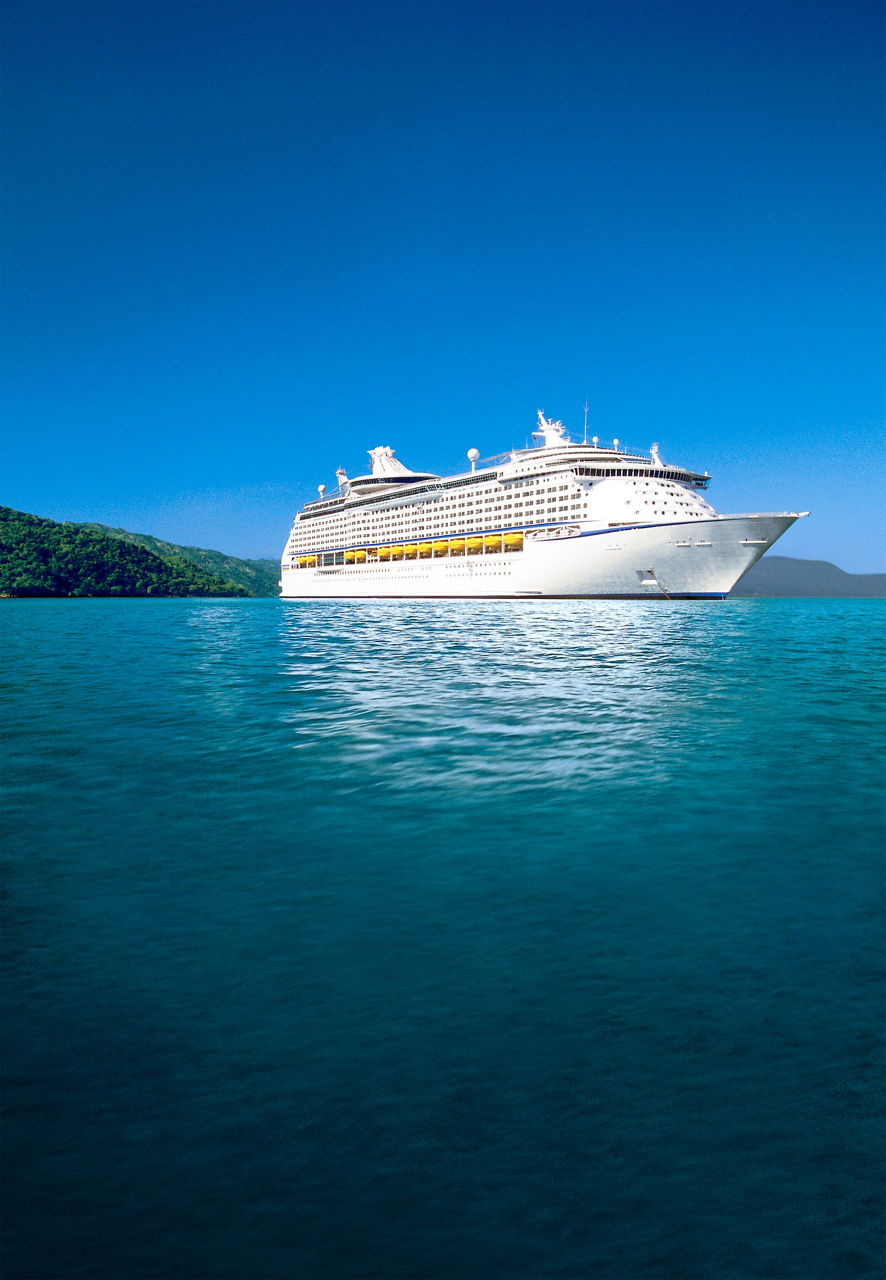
<box><xmin>583</xmin><ymin>400</ymin><xmax>589</xmax><ymax>445</ymax></box>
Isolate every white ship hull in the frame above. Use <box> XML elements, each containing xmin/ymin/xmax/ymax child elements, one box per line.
<box><xmin>281</xmin><ymin>412</ymin><xmax>807</xmax><ymax>600</ymax></box>
<box><xmin>280</xmin><ymin>513</ymin><xmax>800</xmax><ymax>600</ymax></box>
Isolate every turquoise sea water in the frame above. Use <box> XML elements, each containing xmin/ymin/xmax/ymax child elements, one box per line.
<box><xmin>2</xmin><ymin>598</ymin><xmax>884</xmax><ymax>1280</ymax></box>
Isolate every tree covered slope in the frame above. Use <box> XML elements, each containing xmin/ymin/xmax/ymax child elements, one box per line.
<box><xmin>0</xmin><ymin>508</ymin><xmax>249</xmax><ymax>597</ymax></box>
<box><xmin>85</xmin><ymin>524</ymin><xmax>281</xmax><ymax>596</ymax></box>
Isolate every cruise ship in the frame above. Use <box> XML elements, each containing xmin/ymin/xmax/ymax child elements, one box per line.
<box><xmin>280</xmin><ymin>412</ymin><xmax>806</xmax><ymax>599</ymax></box>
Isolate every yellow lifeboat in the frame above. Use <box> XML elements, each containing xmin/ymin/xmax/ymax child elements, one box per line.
<box><xmin>344</xmin><ymin>550</ymin><xmax>357</xmax><ymax>562</ymax></box>
<box><xmin>354</xmin><ymin>550</ymin><xmax>367</xmax><ymax>563</ymax></box>
<box><xmin>484</xmin><ymin>534</ymin><xmax>503</xmax><ymax>552</ymax></box>
<box><xmin>391</xmin><ymin>546</ymin><xmax>404</xmax><ymax>560</ymax></box>
<box><xmin>449</xmin><ymin>539</ymin><xmax>465</xmax><ymax>555</ymax></box>
<box><xmin>432</xmin><ymin>540</ymin><xmax>450</xmax><ymax>555</ymax></box>
<box><xmin>378</xmin><ymin>547</ymin><xmax>392</xmax><ymax>561</ymax></box>
<box><xmin>297</xmin><ymin>556</ymin><xmax>309</xmax><ymax>567</ymax></box>
<box><xmin>504</xmin><ymin>532</ymin><xmax>524</xmax><ymax>551</ymax></box>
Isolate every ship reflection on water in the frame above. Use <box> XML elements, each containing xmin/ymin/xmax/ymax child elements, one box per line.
<box><xmin>279</xmin><ymin>599</ymin><xmax>739</xmax><ymax>795</ymax></box>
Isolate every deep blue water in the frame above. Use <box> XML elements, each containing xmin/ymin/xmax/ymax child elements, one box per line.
<box><xmin>2</xmin><ymin>598</ymin><xmax>884</xmax><ymax>1280</ymax></box>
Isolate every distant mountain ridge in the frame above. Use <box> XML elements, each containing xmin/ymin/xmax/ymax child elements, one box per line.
<box><xmin>732</xmin><ymin>555</ymin><xmax>885</xmax><ymax>598</ymax></box>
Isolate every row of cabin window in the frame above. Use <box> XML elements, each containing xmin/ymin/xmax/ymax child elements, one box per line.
<box><xmin>293</xmin><ymin>484</ymin><xmax>587</xmax><ymax>546</ymax></box>
<box><xmin>290</xmin><ymin>501</ymin><xmax>582</xmax><ymax>545</ymax></box>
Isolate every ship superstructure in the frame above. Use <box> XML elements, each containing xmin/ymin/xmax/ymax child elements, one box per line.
<box><xmin>280</xmin><ymin>412</ymin><xmax>806</xmax><ymax>599</ymax></box>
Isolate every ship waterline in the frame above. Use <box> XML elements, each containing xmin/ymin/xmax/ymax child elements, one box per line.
<box><xmin>280</xmin><ymin>413</ymin><xmax>806</xmax><ymax>599</ymax></box>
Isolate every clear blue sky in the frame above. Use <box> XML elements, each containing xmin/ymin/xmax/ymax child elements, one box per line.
<box><xmin>2</xmin><ymin>0</ymin><xmax>883</xmax><ymax>568</ymax></box>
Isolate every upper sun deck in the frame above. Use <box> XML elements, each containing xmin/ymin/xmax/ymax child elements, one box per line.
<box><xmin>298</xmin><ymin>412</ymin><xmax>710</xmax><ymax>519</ymax></box>
<box><xmin>494</xmin><ymin>413</ymin><xmax>710</xmax><ymax>485</ymax></box>
<box><xmin>496</xmin><ymin>442</ymin><xmax>710</xmax><ymax>487</ymax></box>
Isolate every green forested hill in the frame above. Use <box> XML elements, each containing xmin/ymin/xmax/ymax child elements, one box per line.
<box><xmin>0</xmin><ymin>508</ymin><xmax>249</xmax><ymax>598</ymax></box>
<box><xmin>85</xmin><ymin>524</ymin><xmax>280</xmax><ymax>596</ymax></box>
